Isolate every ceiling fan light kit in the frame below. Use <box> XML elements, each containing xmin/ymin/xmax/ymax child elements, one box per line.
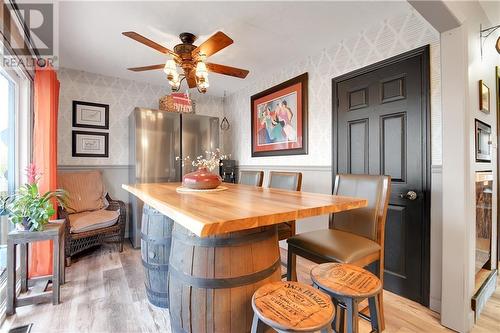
<box><xmin>123</xmin><ymin>30</ymin><xmax>249</xmax><ymax>94</ymax></box>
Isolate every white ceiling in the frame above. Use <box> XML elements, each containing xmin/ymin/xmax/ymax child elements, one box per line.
<box><xmin>479</xmin><ymin>0</ymin><xmax>500</xmax><ymax>25</ymax></box>
<box><xmin>59</xmin><ymin>1</ymin><xmax>412</xmax><ymax>96</ymax></box>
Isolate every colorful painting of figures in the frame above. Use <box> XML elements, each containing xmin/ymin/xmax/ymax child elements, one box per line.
<box><xmin>251</xmin><ymin>73</ymin><xmax>308</xmax><ymax>157</ymax></box>
<box><xmin>256</xmin><ymin>92</ymin><xmax>297</xmax><ymax>145</ymax></box>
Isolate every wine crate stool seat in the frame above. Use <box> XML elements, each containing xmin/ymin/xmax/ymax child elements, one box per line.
<box><xmin>251</xmin><ymin>281</ymin><xmax>334</xmax><ymax>333</ymax></box>
<box><xmin>6</xmin><ymin>222</ymin><xmax>65</xmax><ymax>315</ymax></box>
<box><xmin>311</xmin><ymin>263</ymin><xmax>383</xmax><ymax>333</ymax></box>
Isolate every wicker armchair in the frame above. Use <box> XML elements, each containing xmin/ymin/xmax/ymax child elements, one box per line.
<box><xmin>58</xmin><ymin>193</ymin><xmax>126</xmax><ymax>266</ymax></box>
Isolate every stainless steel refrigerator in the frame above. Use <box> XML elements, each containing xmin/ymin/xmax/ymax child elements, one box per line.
<box><xmin>128</xmin><ymin>108</ymin><xmax>219</xmax><ymax>248</ymax></box>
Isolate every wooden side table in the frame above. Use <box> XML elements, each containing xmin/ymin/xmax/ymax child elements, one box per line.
<box><xmin>7</xmin><ymin>222</ymin><xmax>65</xmax><ymax>315</ymax></box>
<box><xmin>311</xmin><ymin>263</ymin><xmax>383</xmax><ymax>333</ymax></box>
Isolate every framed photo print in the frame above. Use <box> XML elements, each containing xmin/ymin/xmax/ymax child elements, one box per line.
<box><xmin>73</xmin><ymin>100</ymin><xmax>109</xmax><ymax>129</ymax></box>
<box><xmin>251</xmin><ymin>73</ymin><xmax>308</xmax><ymax>157</ymax></box>
<box><xmin>479</xmin><ymin>80</ymin><xmax>490</xmax><ymax>114</ymax></box>
<box><xmin>72</xmin><ymin>131</ymin><xmax>109</xmax><ymax>158</ymax></box>
<box><xmin>475</xmin><ymin>119</ymin><xmax>492</xmax><ymax>163</ymax></box>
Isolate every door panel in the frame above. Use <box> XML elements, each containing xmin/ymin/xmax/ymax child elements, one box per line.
<box><xmin>381</xmin><ymin>113</ymin><xmax>406</xmax><ymax>182</ymax></box>
<box><xmin>334</xmin><ymin>49</ymin><xmax>429</xmax><ymax>304</ymax></box>
<box><xmin>347</xmin><ymin>119</ymin><xmax>369</xmax><ymax>174</ymax></box>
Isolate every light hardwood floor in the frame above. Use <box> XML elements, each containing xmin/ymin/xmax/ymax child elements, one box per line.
<box><xmin>1</xmin><ymin>243</ymin><xmax>499</xmax><ymax>333</ymax></box>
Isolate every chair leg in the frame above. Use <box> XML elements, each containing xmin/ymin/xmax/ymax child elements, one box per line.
<box><xmin>332</xmin><ymin>298</ymin><xmax>344</xmax><ymax>333</ymax></box>
<box><xmin>286</xmin><ymin>246</ymin><xmax>297</xmax><ymax>281</ymax></box>
<box><xmin>368</xmin><ymin>295</ymin><xmax>382</xmax><ymax>332</ymax></box>
<box><xmin>345</xmin><ymin>298</ymin><xmax>359</xmax><ymax>333</ymax></box>
<box><xmin>251</xmin><ymin>314</ymin><xmax>266</xmax><ymax>333</ymax></box>
<box><xmin>320</xmin><ymin>325</ymin><xmax>332</xmax><ymax>333</ymax></box>
<box><xmin>65</xmin><ymin>256</ymin><xmax>72</xmax><ymax>267</ymax></box>
<box><xmin>376</xmin><ymin>258</ymin><xmax>385</xmax><ymax>331</ymax></box>
<box><xmin>339</xmin><ymin>305</ymin><xmax>346</xmax><ymax>333</ymax></box>
<box><xmin>119</xmin><ymin>241</ymin><xmax>124</xmax><ymax>252</ymax></box>
<box><xmin>377</xmin><ymin>291</ymin><xmax>385</xmax><ymax>331</ymax></box>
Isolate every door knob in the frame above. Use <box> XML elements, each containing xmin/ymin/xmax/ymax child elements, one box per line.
<box><xmin>400</xmin><ymin>190</ymin><xmax>418</xmax><ymax>200</ymax></box>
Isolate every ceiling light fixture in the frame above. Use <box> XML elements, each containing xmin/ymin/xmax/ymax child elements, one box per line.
<box><xmin>164</xmin><ymin>59</ymin><xmax>178</xmax><ymax>81</ymax></box>
<box><xmin>163</xmin><ymin>57</ymin><xmax>210</xmax><ymax>93</ymax></box>
<box><xmin>123</xmin><ymin>31</ymin><xmax>250</xmax><ymax>94</ymax></box>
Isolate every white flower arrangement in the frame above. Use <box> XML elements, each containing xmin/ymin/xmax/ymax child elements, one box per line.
<box><xmin>176</xmin><ymin>148</ymin><xmax>231</xmax><ymax>172</ymax></box>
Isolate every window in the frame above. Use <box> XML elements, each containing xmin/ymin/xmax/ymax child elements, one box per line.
<box><xmin>0</xmin><ymin>64</ymin><xmax>31</xmax><ymax>320</ymax></box>
<box><xmin>0</xmin><ymin>70</ymin><xmax>16</xmax><ymax>277</ymax></box>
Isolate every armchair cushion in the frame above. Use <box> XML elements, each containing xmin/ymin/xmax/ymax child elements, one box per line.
<box><xmin>69</xmin><ymin>208</ymin><xmax>119</xmax><ymax>234</ymax></box>
<box><xmin>58</xmin><ymin>170</ymin><xmax>107</xmax><ymax>213</ymax></box>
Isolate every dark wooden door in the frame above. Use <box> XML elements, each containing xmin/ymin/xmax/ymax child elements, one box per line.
<box><xmin>333</xmin><ymin>47</ymin><xmax>430</xmax><ymax>305</ymax></box>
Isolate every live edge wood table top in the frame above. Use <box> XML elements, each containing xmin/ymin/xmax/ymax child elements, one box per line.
<box><xmin>122</xmin><ymin>182</ymin><xmax>367</xmax><ymax>237</ymax></box>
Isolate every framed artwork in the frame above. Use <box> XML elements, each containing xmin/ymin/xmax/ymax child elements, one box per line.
<box><xmin>73</xmin><ymin>100</ymin><xmax>109</xmax><ymax>129</ymax></box>
<box><xmin>250</xmin><ymin>73</ymin><xmax>308</xmax><ymax>157</ymax></box>
<box><xmin>475</xmin><ymin>119</ymin><xmax>492</xmax><ymax>163</ymax></box>
<box><xmin>479</xmin><ymin>80</ymin><xmax>490</xmax><ymax>114</ymax></box>
<box><xmin>72</xmin><ymin>131</ymin><xmax>109</xmax><ymax>158</ymax></box>
<box><xmin>496</xmin><ymin>66</ymin><xmax>499</xmax><ymax>115</ymax></box>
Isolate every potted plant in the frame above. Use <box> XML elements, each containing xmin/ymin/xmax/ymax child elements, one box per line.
<box><xmin>0</xmin><ymin>163</ymin><xmax>67</xmax><ymax>231</ymax></box>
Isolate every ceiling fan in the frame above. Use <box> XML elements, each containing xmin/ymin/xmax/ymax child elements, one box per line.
<box><xmin>122</xmin><ymin>31</ymin><xmax>249</xmax><ymax>93</ymax></box>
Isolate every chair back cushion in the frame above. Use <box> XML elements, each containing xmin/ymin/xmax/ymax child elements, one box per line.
<box><xmin>268</xmin><ymin>171</ymin><xmax>302</xmax><ymax>191</ymax></box>
<box><xmin>239</xmin><ymin>170</ymin><xmax>264</xmax><ymax>187</ymax></box>
<box><xmin>331</xmin><ymin>174</ymin><xmax>390</xmax><ymax>242</ymax></box>
<box><xmin>57</xmin><ymin>170</ymin><xmax>106</xmax><ymax>213</ymax></box>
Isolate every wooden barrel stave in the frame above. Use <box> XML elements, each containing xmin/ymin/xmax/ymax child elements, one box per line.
<box><xmin>169</xmin><ymin>224</ymin><xmax>281</xmax><ymax>333</ymax></box>
<box><xmin>140</xmin><ymin>204</ymin><xmax>173</xmax><ymax>308</ymax></box>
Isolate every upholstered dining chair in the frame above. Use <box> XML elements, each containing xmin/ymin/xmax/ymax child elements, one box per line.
<box><xmin>286</xmin><ymin>174</ymin><xmax>391</xmax><ymax>329</ymax></box>
<box><xmin>268</xmin><ymin>171</ymin><xmax>303</xmax><ymax>276</ymax></box>
<box><xmin>239</xmin><ymin>170</ymin><xmax>264</xmax><ymax>187</ymax></box>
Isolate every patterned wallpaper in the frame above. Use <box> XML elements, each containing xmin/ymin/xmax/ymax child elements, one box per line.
<box><xmin>57</xmin><ymin>68</ymin><xmax>223</xmax><ymax>165</ymax></box>
<box><xmin>224</xmin><ymin>9</ymin><xmax>442</xmax><ymax>166</ymax></box>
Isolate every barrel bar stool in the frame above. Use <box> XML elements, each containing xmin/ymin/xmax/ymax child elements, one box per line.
<box><xmin>251</xmin><ymin>281</ymin><xmax>334</xmax><ymax>333</ymax></box>
<box><xmin>311</xmin><ymin>263</ymin><xmax>383</xmax><ymax>333</ymax></box>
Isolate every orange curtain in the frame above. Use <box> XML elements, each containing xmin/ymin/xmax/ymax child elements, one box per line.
<box><xmin>29</xmin><ymin>66</ymin><xmax>60</xmax><ymax>277</ymax></box>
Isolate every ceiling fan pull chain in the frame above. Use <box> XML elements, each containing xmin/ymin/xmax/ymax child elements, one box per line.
<box><xmin>220</xmin><ymin>90</ymin><xmax>230</xmax><ymax>131</ymax></box>
<box><xmin>221</xmin><ymin>117</ymin><xmax>230</xmax><ymax>131</ymax></box>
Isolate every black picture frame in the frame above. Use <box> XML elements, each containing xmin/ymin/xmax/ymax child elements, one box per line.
<box><xmin>475</xmin><ymin>119</ymin><xmax>492</xmax><ymax>163</ymax></box>
<box><xmin>250</xmin><ymin>73</ymin><xmax>308</xmax><ymax>157</ymax></box>
<box><xmin>72</xmin><ymin>100</ymin><xmax>109</xmax><ymax>129</ymax></box>
<box><xmin>72</xmin><ymin>130</ymin><xmax>109</xmax><ymax>158</ymax></box>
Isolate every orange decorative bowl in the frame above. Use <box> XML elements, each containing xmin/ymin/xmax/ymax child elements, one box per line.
<box><xmin>182</xmin><ymin>167</ymin><xmax>222</xmax><ymax>190</ymax></box>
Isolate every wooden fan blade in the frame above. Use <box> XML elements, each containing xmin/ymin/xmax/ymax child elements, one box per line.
<box><xmin>192</xmin><ymin>31</ymin><xmax>233</xmax><ymax>58</ymax></box>
<box><xmin>122</xmin><ymin>31</ymin><xmax>177</xmax><ymax>56</ymax></box>
<box><xmin>186</xmin><ymin>72</ymin><xmax>197</xmax><ymax>88</ymax></box>
<box><xmin>206</xmin><ymin>63</ymin><xmax>249</xmax><ymax>78</ymax></box>
<box><xmin>127</xmin><ymin>64</ymin><xmax>165</xmax><ymax>72</ymax></box>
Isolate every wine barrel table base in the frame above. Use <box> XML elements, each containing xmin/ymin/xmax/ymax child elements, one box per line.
<box><xmin>311</xmin><ymin>263</ymin><xmax>383</xmax><ymax>333</ymax></box>
<box><xmin>251</xmin><ymin>281</ymin><xmax>334</xmax><ymax>333</ymax></box>
<box><xmin>141</xmin><ymin>204</ymin><xmax>174</xmax><ymax>308</ymax></box>
<box><xmin>168</xmin><ymin>224</ymin><xmax>281</xmax><ymax>333</ymax></box>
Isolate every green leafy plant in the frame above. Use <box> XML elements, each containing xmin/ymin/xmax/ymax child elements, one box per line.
<box><xmin>1</xmin><ymin>163</ymin><xmax>67</xmax><ymax>231</ymax></box>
